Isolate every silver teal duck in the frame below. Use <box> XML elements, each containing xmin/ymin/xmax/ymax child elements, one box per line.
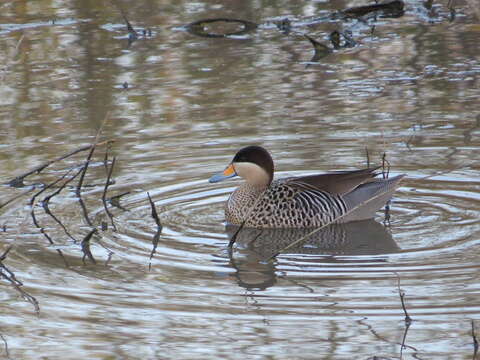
<box><xmin>209</xmin><ymin>145</ymin><xmax>404</xmax><ymax>228</ymax></box>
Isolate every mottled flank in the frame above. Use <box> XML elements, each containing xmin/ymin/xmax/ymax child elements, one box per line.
<box><xmin>226</xmin><ymin>179</ymin><xmax>347</xmax><ymax>228</ymax></box>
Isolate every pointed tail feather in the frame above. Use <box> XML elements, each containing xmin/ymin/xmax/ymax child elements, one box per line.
<box><xmin>341</xmin><ymin>174</ymin><xmax>405</xmax><ymax>222</ymax></box>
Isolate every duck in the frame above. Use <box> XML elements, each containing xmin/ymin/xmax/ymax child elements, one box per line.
<box><xmin>209</xmin><ymin>145</ymin><xmax>404</xmax><ymax>228</ymax></box>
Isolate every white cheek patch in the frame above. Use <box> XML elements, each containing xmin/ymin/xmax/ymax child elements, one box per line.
<box><xmin>233</xmin><ymin>162</ymin><xmax>270</xmax><ymax>186</ymax></box>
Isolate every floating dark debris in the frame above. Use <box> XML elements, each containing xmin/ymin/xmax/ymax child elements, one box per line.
<box><xmin>186</xmin><ymin>18</ymin><xmax>258</xmax><ymax>38</ymax></box>
<box><xmin>275</xmin><ymin>18</ymin><xmax>292</xmax><ymax>35</ymax></box>
<box><xmin>330</xmin><ymin>30</ymin><xmax>341</xmax><ymax>50</ymax></box>
<box><xmin>342</xmin><ymin>0</ymin><xmax>405</xmax><ymax>19</ymax></box>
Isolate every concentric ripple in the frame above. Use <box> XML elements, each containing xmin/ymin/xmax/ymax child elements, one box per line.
<box><xmin>76</xmin><ymin>170</ymin><xmax>480</xmax><ymax>320</ymax></box>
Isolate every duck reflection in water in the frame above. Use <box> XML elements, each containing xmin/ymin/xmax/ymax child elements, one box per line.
<box><xmin>226</xmin><ymin>219</ymin><xmax>400</xmax><ymax>291</ymax></box>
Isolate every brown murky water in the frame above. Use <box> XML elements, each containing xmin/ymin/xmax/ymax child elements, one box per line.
<box><xmin>1</xmin><ymin>0</ymin><xmax>480</xmax><ymax>359</ymax></box>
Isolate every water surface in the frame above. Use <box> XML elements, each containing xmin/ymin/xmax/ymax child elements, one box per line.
<box><xmin>1</xmin><ymin>0</ymin><xmax>480</xmax><ymax>359</ymax></box>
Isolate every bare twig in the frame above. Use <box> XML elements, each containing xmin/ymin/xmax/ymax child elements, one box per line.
<box><xmin>228</xmin><ymin>220</ymin><xmax>247</xmax><ymax>248</ymax></box>
<box><xmin>365</xmin><ymin>147</ymin><xmax>370</xmax><ymax>168</ymax></box>
<box><xmin>31</xmin><ymin>205</ymin><xmax>54</xmax><ymax>245</ymax></box>
<box><xmin>473</xmin><ymin>320</ymin><xmax>478</xmax><ymax>360</ymax></box>
<box><xmin>0</xmin><ymin>246</ymin><xmax>12</xmax><ymax>261</ymax></box>
<box><xmin>396</xmin><ymin>274</ymin><xmax>412</xmax><ymax>323</ymax></box>
<box><xmin>0</xmin><ymin>332</ymin><xmax>9</xmax><ymax>359</ymax></box>
<box><xmin>147</xmin><ymin>192</ymin><xmax>161</xmax><ymax>228</ymax></box>
<box><xmin>101</xmin><ymin>156</ymin><xmax>117</xmax><ymax>231</ymax></box>
<box><xmin>81</xmin><ymin>229</ymin><xmax>97</xmax><ymax>264</ymax></box>
<box><xmin>382</xmin><ymin>152</ymin><xmax>391</xmax><ymax>179</ymax></box>
<box><xmin>394</xmin><ymin>274</ymin><xmax>412</xmax><ymax>359</ymax></box>
<box><xmin>147</xmin><ymin>192</ymin><xmax>162</xmax><ymax>262</ymax></box>
<box><xmin>111</xmin><ymin>0</ymin><xmax>138</xmax><ymax>43</ymax></box>
<box><xmin>76</xmin><ymin>113</ymin><xmax>110</xmax><ymax>196</ymax></box>
<box><xmin>6</xmin><ymin>140</ymin><xmax>113</xmax><ymax>188</ymax></box>
<box><xmin>0</xmin><ymin>247</ymin><xmax>40</xmax><ymax>314</ymax></box>
<box><xmin>29</xmin><ymin>169</ymin><xmax>73</xmax><ymax>206</ymax></box>
<box><xmin>1</xmin><ymin>34</ymin><xmax>24</xmax><ymax>84</ymax></box>
<box><xmin>0</xmin><ymin>188</ymin><xmax>34</xmax><ymax>210</ymax></box>
<box><xmin>78</xmin><ymin>196</ymin><xmax>94</xmax><ymax>227</ymax></box>
<box><xmin>109</xmin><ymin>191</ymin><xmax>130</xmax><ymax>211</ymax></box>
<box><xmin>41</xmin><ymin>167</ymin><xmax>85</xmax><ymax>243</ymax></box>
<box><xmin>30</xmin><ymin>170</ymin><xmax>75</xmax><ymax>245</ymax></box>
<box><xmin>304</xmin><ymin>34</ymin><xmax>332</xmax><ymax>63</ymax></box>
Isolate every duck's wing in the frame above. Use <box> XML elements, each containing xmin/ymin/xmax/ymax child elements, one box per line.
<box><xmin>285</xmin><ymin>167</ymin><xmax>381</xmax><ymax>195</ymax></box>
<box><xmin>341</xmin><ymin>174</ymin><xmax>405</xmax><ymax>222</ymax></box>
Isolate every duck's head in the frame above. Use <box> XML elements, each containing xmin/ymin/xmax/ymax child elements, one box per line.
<box><xmin>209</xmin><ymin>145</ymin><xmax>274</xmax><ymax>188</ymax></box>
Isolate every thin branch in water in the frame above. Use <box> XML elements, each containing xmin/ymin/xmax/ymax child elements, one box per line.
<box><xmin>396</xmin><ymin>273</ymin><xmax>412</xmax><ymax>324</ymax></box>
<box><xmin>473</xmin><ymin>320</ymin><xmax>478</xmax><ymax>360</ymax></box>
<box><xmin>111</xmin><ymin>0</ymin><xmax>138</xmax><ymax>43</ymax></box>
<box><xmin>29</xmin><ymin>169</ymin><xmax>72</xmax><ymax>206</ymax></box>
<box><xmin>31</xmin><ymin>205</ymin><xmax>54</xmax><ymax>245</ymax></box>
<box><xmin>30</xmin><ymin>171</ymin><xmax>75</xmax><ymax>246</ymax></box>
<box><xmin>42</xmin><ymin>202</ymin><xmax>77</xmax><ymax>243</ymax></box>
<box><xmin>41</xmin><ymin>167</ymin><xmax>85</xmax><ymax>243</ymax></box>
<box><xmin>102</xmin><ymin>156</ymin><xmax>117</xmax><ymax>231</ymax></box>
<box><xmin>304</xmin><ymin>34</ymin><xmax>332</xmax><ymax>63</ymax></box>
<box><xmin>382</xmin><ymin>152</ymin><xmax>391</xmax><ymax>179</ymax></box>
<box><xmin>1</xmin><ymin>33</ymin><xmax>24</xmax><ymax>84</ymax></box>
<box><xmin>0</xmin><ymin>332</ymin><xmax>9</xmax><ymax>359</ymax></box>
<box><xmin>6</xmin><ymin>140</ymin><xmax>113</xmax><ymax>188</ymax></box>
<box><xmin>78</xmin><ymin>195</ymin><xmax>94</xmax><ymax>227</ymax></box>
<box><xmin>103</xmin><ymin>141</ymin><xmax>113</xmax><ymax>171</ymax></box>
<box><xmin>0</xmin><ymin>246</ymin><xmax>12</xmax><ymax>261</ymax></box>
<box><xmin>81</xmin><ymin>229</ymin><xmax>97</xmax><ymax>264</ymax></box>
<box><xmin>147</xmin><ymin>192</ymin><xmax>162</xmax><ymax>262</ymax></box>
<box><xmin>76</xmin><ymin>113</ymin><xmax>110</xmax><ymax>196</ymax></box>
<box><xmin>0</xmin><ymin>247</ymin><xmax>40</xmax><ymax>314</ymax></box>
<box><xmin>0</xmin><ymin>188</ymin><xmax>34</xmax><ymax>210</ymax></box>
<box><xmin>365</xmin><ymin>147</ymin><xmax>370</xmax><ymax>168</ymax></box>
<box><xmin>228</xmin><ymin>220</ymin><xmax>247</xmax><ymax>248</ymax></box>
<box><xmin>395</xmin><ymin>273</ymin><xmax>412</xmax><ymax>360</ymax></box>
<box><xmin>109</xmin><ymin>191</ymin><xmax>130</xmax><ymax>211</ymax></box>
